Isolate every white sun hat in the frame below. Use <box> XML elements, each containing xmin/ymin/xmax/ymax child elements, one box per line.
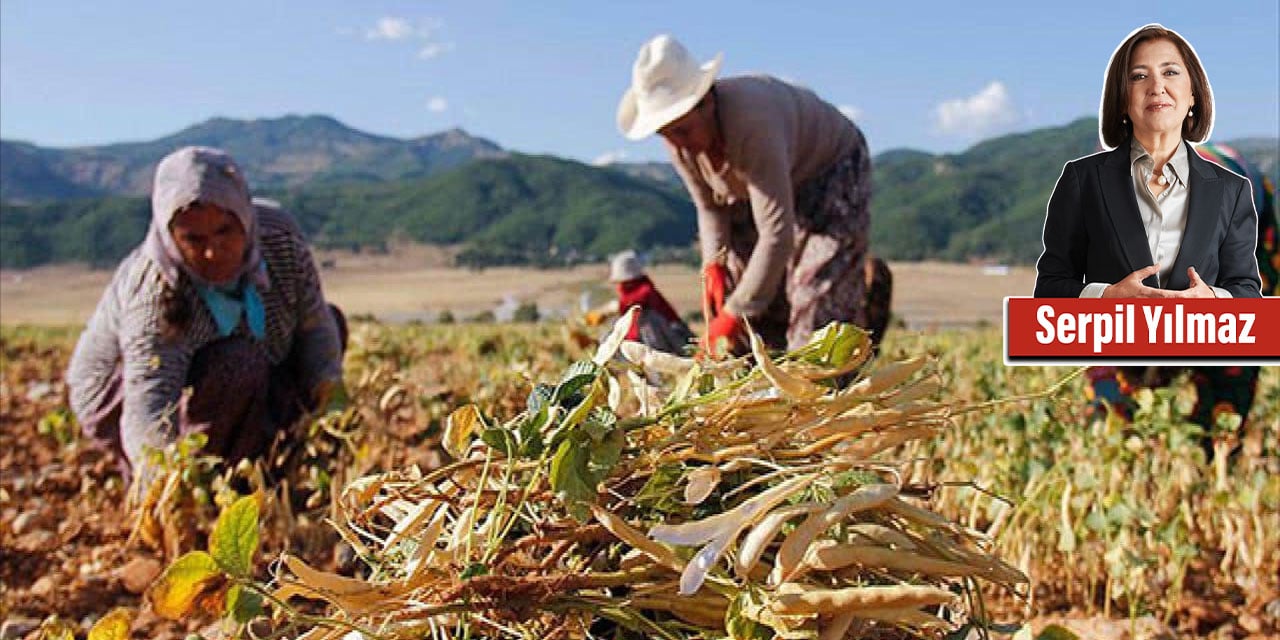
<box><xmin>617</xmin><ymin>34</ymin><xmax>723</xmax><ymax>141</ymax></box>
<box><xmin>609</xmin><ymin>250</ymin><xmax>646</xmax><ymax>282</ymax></box>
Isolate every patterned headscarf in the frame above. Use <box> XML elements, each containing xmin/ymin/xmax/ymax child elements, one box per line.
<box><xmin>142</xmin><ymin>146</ymin><xmax>267</xmax><ymax>289</ymax></box>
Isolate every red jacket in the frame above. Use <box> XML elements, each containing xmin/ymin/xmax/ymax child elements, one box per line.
<box><xmin>617</xmin><ymin>276</ymin><xmax>681</xmax><ymax>341</ymax></box>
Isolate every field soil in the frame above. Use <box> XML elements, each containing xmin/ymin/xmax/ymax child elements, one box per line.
<box><xmin>3</xmin><ymin>255</ymin><xmax>1275</xmax><ymax>639</ymax></box>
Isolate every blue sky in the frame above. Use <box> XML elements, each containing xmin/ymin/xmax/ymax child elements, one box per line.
<box><xmin>2</xmin><ymin>1</ymin><xmax>1276</xmax><ymax>164</ymax></box>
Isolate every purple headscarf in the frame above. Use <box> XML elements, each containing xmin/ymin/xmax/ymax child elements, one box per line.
<box><xmin>142</xmin><ymin>146</ymin><xmax>267</xmax><ymax>289</ymax></box>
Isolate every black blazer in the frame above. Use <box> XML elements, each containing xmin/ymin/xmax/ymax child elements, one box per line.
<box><xmin>1034</xmin><ymin>139</ymin><xmax>1262</xmax><ymax>298</ymax></box>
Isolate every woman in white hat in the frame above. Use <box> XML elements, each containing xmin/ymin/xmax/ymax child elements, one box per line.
<box><xmin>586</xmin><ymin>250</ymin><xmax>693</xmax><ymax>354</ymax></box>
<box><xmin>619</xmin><ymin>34</ymin><xmax>889</xmax><ymax>355</ymax></box>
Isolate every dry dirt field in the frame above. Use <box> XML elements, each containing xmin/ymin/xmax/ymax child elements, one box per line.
<box><xmin>0</xmin><ymin>251</ymin><xmax>1036</xmax><ymax>328</ymax></box>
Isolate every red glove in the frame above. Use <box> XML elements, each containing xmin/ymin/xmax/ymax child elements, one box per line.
<box><xmin>703</xmin><ymin>312</ymin><xmax>742</xmax><ymax>358</ymax></box>
<box><xmin>702</xmin><ymin>263</ymin><xmax>729</xmax><ymax>320</ymax></box>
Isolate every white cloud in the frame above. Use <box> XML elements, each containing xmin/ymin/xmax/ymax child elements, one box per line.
<box><xmin>837</xmin><ymin>104</ymin><xmax>863</xmax><ymax>121</ymax></box>
<box><xmin>362</xmin><ymin>16</ymin><xmax>454</xmax><ymax>61</ymax></box>
<box><xmin>427</xmin><ymin>96</ymin><xmax>449</xmax><ymax>113</ymax></box>
<box><xmin>933</xmin><ymin>81</ymin><xmax>1020</xmax><ymax>136</ymax></box>
<box><xmin>592</xmin><ymin>150</ymin><xmax>628</xmax><ymax>166</ymax></box>
<box><xmin>418</xmin><ymin>41</ymin><xmax>455</xmax><ymax>59</ymax></box>
<box><xmin>366</xmin><ymin>17</ymin><xmax>413</xmax><ymax>41</ymax></box>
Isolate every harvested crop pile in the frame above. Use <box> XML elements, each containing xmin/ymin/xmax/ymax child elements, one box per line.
<box><xmin>233</xmin><ymin>311</ymin><xmax>1039</xmax><ymax>639</ymax></box>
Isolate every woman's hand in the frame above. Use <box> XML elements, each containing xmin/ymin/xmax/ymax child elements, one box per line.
<box><xmin>1102</xmin><ymin>265</ymin><xmax>1173</xmax><ymax>298</ymax></box>
<box><xmin>702</xmin><ymin>263</ymin><xmax>729</xmax><ymax>319</ymax></box>
<box><xmin>702</xmin><ymin>312</ymin><xmax>742</xmax><ymax>358</ymax></box>
<box><xmin>1173</xmin><ymin>266</ymin><xmax>1216</xmax><ymax>298</ymax></box>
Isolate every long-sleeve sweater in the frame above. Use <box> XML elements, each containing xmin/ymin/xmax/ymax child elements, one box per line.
<box><xmin>66</xmin><ymin>203</ymin><xmax>342</xmax><ymax>468</ymax></box>
<box><xmin>668</xmin><ymin>75</ymin><xmax>862</xmax><ymax>317</ymax></box>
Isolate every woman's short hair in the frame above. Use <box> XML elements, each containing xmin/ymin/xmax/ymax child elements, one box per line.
<box><xmin>1099</xmin><ymin>24</ymin><xmax>1213</xmax><ymax>149</ymax></box>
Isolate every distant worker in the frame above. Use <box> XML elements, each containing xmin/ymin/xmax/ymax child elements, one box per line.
<box><xmin>617</xmin><ymin>34</ymin><xmax>892</xmax><ymax>357</ymax></box>
<box><xmin>66</xmin><ymin>146</ymin><xmax>346</xmax><ymax>485</ymax></box>
<box><xmin>586</xmin><ymin>250</ymin><xmax>694</xmax><ymax>355</ymax></box>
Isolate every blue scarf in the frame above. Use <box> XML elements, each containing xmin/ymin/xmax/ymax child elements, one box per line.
<box><xmin>197</xmin><ymin>280</ymin><xmax>265</xmax><ymax>339</ymax></box>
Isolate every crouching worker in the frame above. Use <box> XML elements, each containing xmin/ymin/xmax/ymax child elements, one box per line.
<box><xmin>66</xmin><ymin>146</ymin><xmax>346</xmax><ymax>486</ymax></box>
<box><xmin>586</xmin><ymin>250</ymin><xmax>694</xmax><ymax>354</ymax></box>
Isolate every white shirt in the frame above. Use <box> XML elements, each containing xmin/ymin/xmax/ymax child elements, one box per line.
<box><xmin>1080</xmin><ymin>141</ymin><xmax>1231</xmax><ymax>298</ymax></box>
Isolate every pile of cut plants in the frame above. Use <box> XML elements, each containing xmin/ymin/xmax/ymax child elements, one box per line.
<box><xmin>147</xmin><ymin>310</ymin><xmax>1048</xmax><ymax>639</ymax></box>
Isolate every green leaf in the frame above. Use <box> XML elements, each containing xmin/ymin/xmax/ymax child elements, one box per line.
<box><xmin>559</xmin><ymin>376</ymin><xmax>604</xmax><ymax>434</ymax></box>
<box><xmin>797</xmin><ymin>321</ymin><xmax>866</xmax><ymax>368</ymax></box>
<box><xmin>526</xmin><ymin>383</ymin><xmax>555</xmax><ymax>414</ymax></box>
<box><xmin>226</xmin><ymin>584</ymin><xmax>263</xmax><ymax>624</ymax></box>
<box><xmin>580</xmin><ymin>406</ymin><xmax>618</xmax><ymax>442</ymax></box>
<box><xmin>635</xmin><ymin>463</ymin><xmax>684</xmax><ymax>514</ymax></box>
<box><xmin>148</xmin><ymin>551</ymin><xmax>225</xmax><ymax>620</ymax></box>
<box><xmin>460</xmin><ymin>562</ymin><xmax>490</xmax><ymax>579</ymax></box>
<box><xmin>481</xmin><ymin>427</ymin><xmax>516</xmax><ymax>456</ymax></box>
<box><xmin>37</xmin><ymin>408</ymin><xmax>76</xmax><ymax>446</ymax></box>
<box><xmin>555</xmin><ymin>360</ymin><xmax>599</xmax><ymax>403</ymax></box>
<box><xmin>1036</xmin><ymin>625</ymin><xmax>1082</xmax><ymax>640</ymax></box>
<box><xmin>210</xmin><ymin>496</ymin><xmax>260</xmax><ymax>578</ymax></box>
<box><xmin>550</xmin><ymin>437</ymin><xmax>596</xmax><ymax>505</ymax></box>
<box><xmin>725</xmin><ymin>590</ymin><xmax>771</xmax><ymax>640</ymax></box>
<box><xmin>1084</xmin><ymin>508</ymin><xmax>1108</xmax><ymax>533</ymax></box>
<box><xmin>587</xmin><ymin>427</ymin><xmax>624</xmax><ymax>484</ymax></box>
<box><xmin>177</xmin><ymin>432</ymin><xmax>208</xmax><ymax>460</ymax></box>
<box><xmin>517</xmin><ymin>412</ymin><xmax>546</xmax><ymax>458</ymax></box>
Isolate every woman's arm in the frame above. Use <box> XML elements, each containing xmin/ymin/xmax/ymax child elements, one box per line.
<box><xmin>1034</xmin><ymin>162</ymin><xmax>1090</xmax><ymax>298</ymax></box>
<box><xmin>67</xmin><ymin>260</ymin><xmax>129</xmax><ymax>425</ymax></box>
<box><xmin>723</xmin><ymin>129</ymin><xmax>795</xmax><ymax>318</ymax></box>
<box><xmin>117</xmin><ymin>279</ymin><xmax>192</xmax><ymax>476</ymax></box>
<box><xmin>289</xmin><ymin>232</ymin><xmax>344</xmax><ymax>403</ymax></box>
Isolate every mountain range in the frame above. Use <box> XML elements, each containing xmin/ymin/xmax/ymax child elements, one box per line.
<box><xmin>0</xmin><ymin>115</ymin><xmax>506</xmax><ymax>201</ymax></box>
<box><xmin>1</xmin><ymin>115</ymin><xmax>1275</xmax><ymax>269</ymax></box>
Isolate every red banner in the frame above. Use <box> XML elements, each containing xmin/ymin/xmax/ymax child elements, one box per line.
<box><xmin>1004</xmin><ymin>297</ymin><xmax>1280</xmax><ymax>365</ymax></box>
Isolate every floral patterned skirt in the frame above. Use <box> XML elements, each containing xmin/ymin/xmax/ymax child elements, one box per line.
<box><xmin>725</xmin><ymin>130</ymin><xmax>888</xmax><ymax>351</ymax></box>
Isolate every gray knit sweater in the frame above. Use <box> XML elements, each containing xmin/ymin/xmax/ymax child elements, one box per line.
<box><xmin>66</xmin><ymin>203</ymin><xmax>342</xmax><ymax>468</ymax></box>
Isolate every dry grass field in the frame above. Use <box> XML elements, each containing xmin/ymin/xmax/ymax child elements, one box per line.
<box><xmin>0</xmin><ymin>249</ymin><xmax>1035</xmax><ymax>328</ymax></box>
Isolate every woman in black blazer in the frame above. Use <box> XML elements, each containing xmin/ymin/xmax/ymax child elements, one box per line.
<box><xmin>1035</xmin><ymin>24</ymin><xmax>1262</xmax><ymax>299</ymax></box>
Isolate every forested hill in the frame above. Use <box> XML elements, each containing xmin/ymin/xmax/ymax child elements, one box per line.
<box><xmin>1</xmin><ymin>115</ymin><xmax>1275</xmax><ymax>268</ymax></box>
<box><xmin>0</xmin><ymin>152</ymin><xmax>696</xmax><ymax>269</ymax></box>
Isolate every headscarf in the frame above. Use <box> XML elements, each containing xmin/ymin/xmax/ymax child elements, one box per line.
<box><xmin>142</xmin><ymin>146</ymin><xmax>268</xmax><ymax>290</ymax></box>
